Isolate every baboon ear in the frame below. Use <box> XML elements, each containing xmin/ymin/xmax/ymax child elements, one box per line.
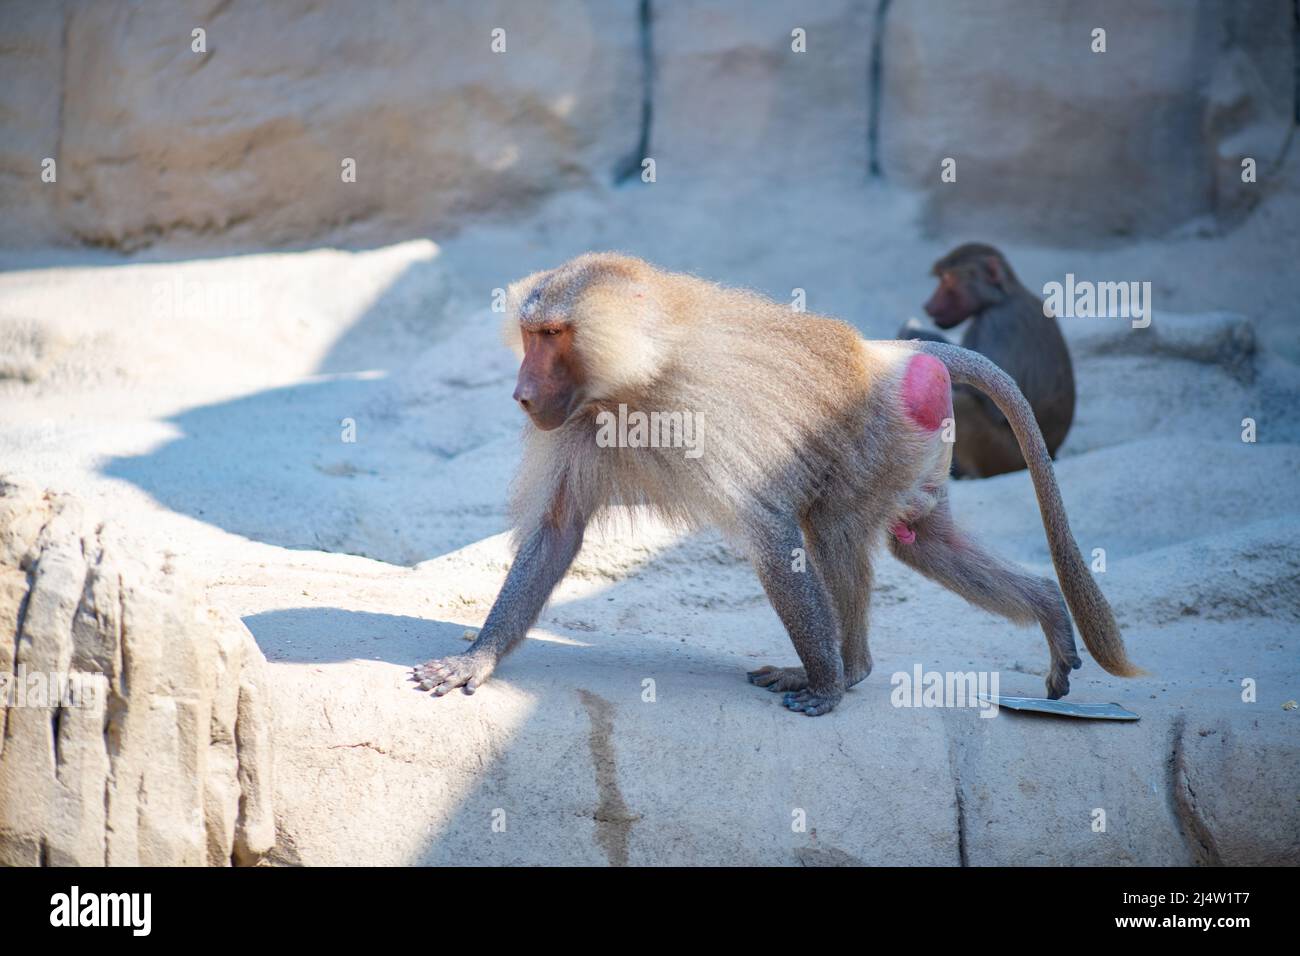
<box><xmin>982</xmin><ymin>255</ymin><xmax>1005</xmax><ymax>287</ymax></box>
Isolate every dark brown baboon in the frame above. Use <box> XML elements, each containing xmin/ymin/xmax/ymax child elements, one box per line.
<box><xmin>900</xmin><ymin>243</ymin><xmax>1075</xmax><ymax>478</ymax></box>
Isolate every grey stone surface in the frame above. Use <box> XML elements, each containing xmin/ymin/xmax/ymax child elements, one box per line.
<box><xmin>2</xmin><ymin>0</ymin><xmax>642</xmax><ymax>250</ymax></box>
<box><xmin>1</xmin><ymin>1</ymin><xmax>1293</xmax><ymax>249</ymax></box>
<box><xmin>652</xmin><ymin>0</ymin><xmax>874</xmax><ymax>184</ymax></box>
<box><xmin>1</xmin><ymin>236</ymin><xmax>1297</xmax><ymax>863</ymax></box>
<box><xmin>879</xmin><ymin>0</ymin><xmax>1296</xmax><ymax>241</ymax></box>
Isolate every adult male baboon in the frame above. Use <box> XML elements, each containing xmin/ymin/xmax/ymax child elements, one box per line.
<box><xmin>413</xmin><ymin>253</ymin><xmax>1138</xmax><ymax>716</ymax></box>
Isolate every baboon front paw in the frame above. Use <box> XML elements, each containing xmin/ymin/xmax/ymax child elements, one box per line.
<box><xmin>781</xmin><ymin>688</ymin><xmax>842</xmax><ymax>716</ymax></box>
<box><xmin>412</xmin><ymin>653</ymin><xmax>493</xmax><ymax>697</ymax></box>
<box><xmin>747</xmin><ymin>665</ymin><xmax>809</xmax><ymax>692</ymax></box>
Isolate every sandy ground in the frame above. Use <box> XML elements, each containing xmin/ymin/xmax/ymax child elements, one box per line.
<box><xmin>1</xmin><ymin>168</ymin><xmax>1298</xmax><ymax>864</ymax></box>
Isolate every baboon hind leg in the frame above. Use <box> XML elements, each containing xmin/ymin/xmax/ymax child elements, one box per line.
<box><xmin>887</xmin><ymin>497</ymin><xmax>1081</xmax><ymax>699</ymax></box>
<box><xmin>747</xmin><ymin>509</ymin><xmax>874</xmax><ymax>693</ymax></box>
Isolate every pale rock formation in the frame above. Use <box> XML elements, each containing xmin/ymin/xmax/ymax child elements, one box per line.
<box><xmin>1</xmin><ymin>0</ymin><xmax>1292</xmax><ymax>249</ymax></box>
<box><xmin>0</xmin><ymin>477</ymin><xmax>273</xmax><ymax>866</ymax></box>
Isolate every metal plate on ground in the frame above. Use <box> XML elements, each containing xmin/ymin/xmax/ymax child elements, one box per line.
<box><xmin>978</xmin><ymin>694</ymin><xmax>1139</xmax><ymax>720</ymax></box>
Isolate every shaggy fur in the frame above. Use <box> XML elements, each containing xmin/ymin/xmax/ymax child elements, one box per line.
<box><xmin>505</xmin><ymin>254</ymin><xmax>941</xmax><ymax>544</ymax></box>
<box><xmin>413</xmin><ymin>253</ymin><xmax>1138</xmax><ymax>714</ymax></box>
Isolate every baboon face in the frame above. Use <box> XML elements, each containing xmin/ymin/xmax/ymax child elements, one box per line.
<box><xmin>924</xmin><ymin>269</ymin><xmax>982</xmax><ymax>329</ymax></box>
<box><xmin>513</xmin><ymin>321</ymin><xmax>584</xmax><ymax>430</ymax></box>
<box><xmin>924</xmin><ymin>246</ymin><xmax>1013</xmax><ymax>329</ymax></box>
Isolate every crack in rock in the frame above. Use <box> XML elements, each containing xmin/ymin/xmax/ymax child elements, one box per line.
<box><xmin>577</xmin><ymin>689</ymin><xmax>640</xmax><ymax>866</ymax></box>
<box><xmin>1167</xmin><ymin>713</ymin><xmax>1223</xmax><ymax>866</ymax></box>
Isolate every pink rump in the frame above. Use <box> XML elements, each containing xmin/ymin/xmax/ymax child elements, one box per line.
<box><xmin>900</xmin><ymin>353</ymin><xmax>952</xmax><ymax>431</ymax></box>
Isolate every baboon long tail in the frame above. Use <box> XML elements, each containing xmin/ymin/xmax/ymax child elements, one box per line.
<box><xmin>910</xmin><ymin>340</ymin><xmax>1143</xmax><ymax>678</ymax></box>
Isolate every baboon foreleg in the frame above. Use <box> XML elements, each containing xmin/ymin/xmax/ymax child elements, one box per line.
<box><xmin>413</xmin><ymin>515</ymin><xmax>585</xmax><ymax>695</ymax></box>
<box><xmin>744</xmin><ymin>513</ymin><xmax>845</xmax><ymax>716</ymax></box>
<box><xmin>887</xmin><ymin>498</ymin><xmax>1081</xmax><ymax>698</ymax></box>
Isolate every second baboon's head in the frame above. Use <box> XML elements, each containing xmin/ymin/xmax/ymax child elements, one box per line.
<box><xmin>923</xmin><ymin>243</ymin><xmax>1016</xmax><ymax>328</ymax></box>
